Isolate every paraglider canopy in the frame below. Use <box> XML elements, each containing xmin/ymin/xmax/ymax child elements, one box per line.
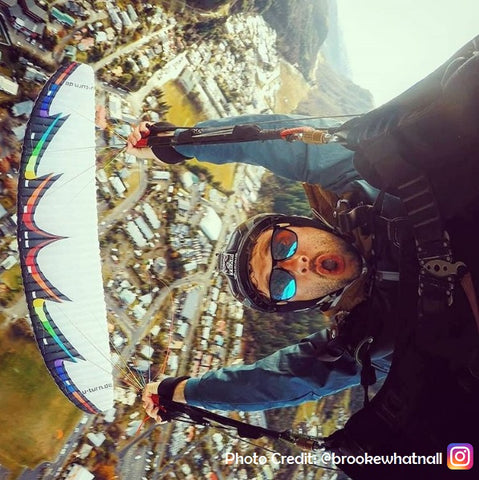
<box><xmin>17</xmin><ymin>63</ymin><xmax>114</xmax><ymax>414</ymax></box>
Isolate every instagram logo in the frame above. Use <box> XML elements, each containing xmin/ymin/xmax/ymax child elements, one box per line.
<box><xmin>447</xmin><ymin>443</ymin><xmax>473</xmax><ymax>470</ymax></box>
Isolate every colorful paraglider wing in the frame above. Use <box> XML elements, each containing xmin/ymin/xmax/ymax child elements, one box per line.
<box><xmin>17</xmin><ymin>63</ymin><xmax>114</xmax><ymax>413</ymax></box>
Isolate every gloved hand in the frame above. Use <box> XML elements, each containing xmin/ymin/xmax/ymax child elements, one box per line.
<box><xmin>142</xmin><ymin>376</ymin><xmax>190</xmax><ymax>423</ymax></box>
<box><xmin>142</xmin><ymin>380</ymin><xmax>165</xmax><ymax>423</ymax></box>
<box><xmin>126</xmin><ymin>122</ymin><xmax>158</xmax><ymax>159</ymax></box>
<box><xmin>126</xmin><ymin>121</ymin><xmax>189</xmax><ymax>164</ymax></box>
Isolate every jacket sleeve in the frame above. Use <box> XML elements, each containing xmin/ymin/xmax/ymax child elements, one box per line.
<box><xmin>174</xmin><ymin>114</ymin><xmax>361</xmax><ymax>193</ymax></box>
<box><xmin>184</xmin><ymin>329</ymin><xmax>390</xmax><ymax>412</ymax></box>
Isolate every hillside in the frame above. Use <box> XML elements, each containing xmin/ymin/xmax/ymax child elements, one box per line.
<box><xmin>184</xmin><ymin>0</ymin><xmax>373</xmax><ymax>116</ymax></box>
<box><xmin>320</xmin><ymin>0</ymin><xmax>352</xmax><ymax>78</ymax></box>
<box><xmin>296</xmin><ymin>59</ymin><xmax>374</xmax><ymax>116</ymax></box>
<box><xmin>254</xmin><ymin>0</ymin><xmax>374</xmax><ymax>115</ymax></box>
<box><xmin>186</xmin><ymin>0</ymin><xmax>330</xmax><ymax>79</ymax></box>
<box><xmin>253</xmin><ymin>0</ymin><xmax>330</xmax><ymax>79</ymax></box>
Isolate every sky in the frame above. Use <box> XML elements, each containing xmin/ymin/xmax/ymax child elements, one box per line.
<box><xmin>336</xmin><ymin>0</ymin><xmax>479</xmax><ymax>107</ymax></box>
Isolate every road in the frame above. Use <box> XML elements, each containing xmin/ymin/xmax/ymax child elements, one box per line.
<box><xmin>93</xmin><ymin>27</ymin><xmax>174</xmax><ymax>72</ymax></box>
<box><xmin>6</xmin><ymin>12</ymin><xmax>252</xmax><ymax>480</ymax></box>
<box><xmin>91</xmin><ymin>22</ymin><xmax>186</xmax><ymax>114</ymax></box>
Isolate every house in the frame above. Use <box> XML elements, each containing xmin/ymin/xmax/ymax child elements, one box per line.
<box><xmin>65</xmin><ymin>464</ymin><xmax>94</xmax><ymax>480</ymax></box>
<box><xmin>134</xmin><ymin>216</ymin><xmax>154</xmax><ymax>240</ymax></box>
<box><xmin>66</xmin><ymin>0</ymin><xmax>88</xmax><ymax>18</ymax></box>
<box><xmin>115</xmin><ymin>387</ymin><xmax>136</xmax><ymax>406</ymax></box>
<box><xmin>51</xmin><ymin>6</ymin><xmax>75</xmax><ymax>27</ymax></box>
<box><xmin>1</xmin><ymin>255</ymin><xmax>17</xmax><ymax>270</ymax></box>
<box><xmin>107</xmin><ymin>7</ymin><xmax>122</xmax><ymax>30</ymax></box>
<box><xmin>125</xmin><ymin>221</ymin><xmax>146</xmax><ymax>247</ymax></box>
<box><xmin>11</xmin><ymin>100</ymin><xmax>33</xmax><ymax>117</ymax></box>
<box><xmin>118</xmin><ymin>285</ymin><xmax>136</xmax><ymax>305</ymax></box>
<box><xmin>0</xmin><ymin>74</ymin><xmax>19</xmax><ymax>95</ymax></box>
<box><xmin>64</xmin><ymin>45</ymin><xmax>77</xmax><ymax>61</ymax></box>
<box><xmin>86</xmin><ymin>432</ymin><xmax>106</xmax><ymax>447</ymax></box>
<box><xmin>152</xmin><ymin>170</ymin><xmax>171</xmax><ymax>181</ymax></box>
<box><xmin>143</xmin><ymin>203</ymin><xmax>160</xmax><ymax>229</ymax></box>
<box><xmin>24</xmin><ymin>65</ymin><xmax>48</xmax><ymax>83</ymax></box>
<box><xmin>95</xmin><ymin>30</ymin><xmax>107</xmax><ymax>43</ymax></box>
<box><xmin>125</xmin><ymin>420</ymin><xmax>142</xmax><ymax>437</ymax></box>
<box><xmin>235</xmin><ymin>323</ymin><xmax>244</xmax><ymax>337</ymax></box>
<box><xmin>132</xmin><ymin>304</ymin><xmax>146</xmax><ymax>320</ymax></box>
<box><xmin>120</xmin><ymin>10</ymin><xmax>132</xmax><ymax>28</ymax></box>
<box><xmin>19</xmin><ymin>0</ymin><xmax>48</xmax><ymax>23</ymax></box>
<box><xmin>126</xmin><ymin>4</ymin><xmax>138</xmax><ymax>22</ymax></box>
<box><xmin>0</xmin><ymin>0</ymin><xmax>16</xmax><ymax>9</ymax></box>
<box><xmin>180</xmin><ymin>288</ymin><xmax>202</xmax><ymax>322</ymax></box>
<box><xmin>0</xmin><ymin>204</ymin><xmax>8</xmax><ymax>221</ymax></box>
<box><xmin>109</xmin><ymin>175</ymin><xmax>126</xmax><ymax>196</ymax></box>
<box><xmin>199</xmin><ymin>206</ymin><xmax>222</xmax><ymax>241</ymax></box>
<box><xmin>77</xmin><ymin>37</ymin><xmax>94</xmax><ymax>51</ymax></box>
<box><xmin>77</xmin><ymin>443</ymin><xmax>93</xmax><ymax>460</ymax></box>
<box><xmin>141</xmin><ymin>345</ymin><xmax>154</xmax><ymax>359</ymax></box>
<box><xmin>3</xmin><ymin>2</ymin><xmax>44</xmax><ymax>36</ymax></box>
<box><xmin>107</xmin><ymin>93</ymin><xmax>123</xmax><ymax>121</ymax></box>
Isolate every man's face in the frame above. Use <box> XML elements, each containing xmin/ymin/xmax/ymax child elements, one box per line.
<box><xmin>249</xmin><ymin>226</ymin><xmax>362</xmax><ymax>303</ymax></box>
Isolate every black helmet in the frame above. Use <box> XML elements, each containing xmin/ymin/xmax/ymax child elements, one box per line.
<box><xmin>217</xmin><ymin>213</ymin><xmax>360</xmax><ymax>313</ymax></box>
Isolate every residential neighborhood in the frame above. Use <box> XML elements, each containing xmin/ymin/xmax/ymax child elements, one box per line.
<box><xmin>0</xmin><ymin>2</ymin><xmax>352</xmax><ymax>480</ymax></box>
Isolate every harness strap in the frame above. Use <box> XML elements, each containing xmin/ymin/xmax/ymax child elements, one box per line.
<box><xmin>303</xmin><ymin>182</ymin><xmax>383</xmax><ymax>402</ymax></box>
<box><xmin>461</xmin><ymin>272</ymin><xmax>479</xmax><ymax>333</ymax></box>
<box><xmin>355</xmin><ymin>337</ymin><xmax>376</xmax><ymax>405</ymax></box>
<box><xmin>357</xmin><ymin>136</ymin><xmax>468</xmax><ymax>314</ymax></box>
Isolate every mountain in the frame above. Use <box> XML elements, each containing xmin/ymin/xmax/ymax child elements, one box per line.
<box><xmin>295</xmin><ymin>60</ymin><xmax>374</xmax><ymax>116</ymax></box>
<box><xmin>186</xmin><ymin>0</ymin><xmax>374</xmax><ymax>119</ymax></box>
<box><xmin>253</xmin><ymin>0</ymin><xmax>330</xmax><ymax>80</ymax></box>
<box><xmin>247</xmin><ymin>0</ymin><xmax>374</xmax><ymax>115</ymax></box>
<box><xmin>319</xmin><ymin>0</ymin><xmax>353</xmax><ymax>79</ymax></box>
<box><xmin>187</xmin><ymin>0</ymin><xmax>329</xmax><ymax>78</ymax></box>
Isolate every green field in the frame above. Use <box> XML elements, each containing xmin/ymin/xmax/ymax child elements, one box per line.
<box><xmin>0</xmin><ymin>264</ymin><xmax>22</xmax><ymax>291</ymax></box>
<box><xmin>162</xmin><ymin>80</ymin><xmax>237</xmax><ymax>191</ymax></box>
<box><xmin>0</xmin><ymin>329</ymin><xmax>81</xmax><ymax>477</ymax></box>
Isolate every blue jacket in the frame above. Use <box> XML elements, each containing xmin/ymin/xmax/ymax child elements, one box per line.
<box><xmin>185</xmin><ymin>333</ymin><xmax>393</xmax><ymax>411</ymax></box>
<box><xmin>175</xmin><ymin>114</ymin><xmax>360</xmax><ymax>193</ymax></box>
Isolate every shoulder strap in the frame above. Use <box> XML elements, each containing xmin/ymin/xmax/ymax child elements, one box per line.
<box><xmin>356</xmin><ymin>136</ymin><xmax>468</xmax><ymax>316</ymax></box>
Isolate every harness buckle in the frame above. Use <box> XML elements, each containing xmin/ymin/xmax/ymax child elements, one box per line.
<box><xmin>421</xmin><ymin>259</ymin><xmax>467</xmax><ymax>279</ymax></box>
<box><xmin>416</xmin><ymin>230</ymin><xmax>469</xmax><ymax>311</ymax></box>
<box><xmin>418</xmin><ymin>259</ymin><xmax>468</xmax><ymax>311</ymax></box>
<box><xmin>354</xmin><ymin>336</ymin><xmax>374</xmax><ymax>366</ymax></box>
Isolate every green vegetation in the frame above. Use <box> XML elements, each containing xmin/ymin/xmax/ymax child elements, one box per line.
<box><xmin>258</xmin><ymin>0</ymin><xmax>329</xmax><ymax>79</ymax></box>
<box><xmin>242</xmin><ymin>307</ymin><xmax>328</xmax><ymax>362</ymax></box>
<box><xmin>1</xmin><ymin>264</ymin><xmax>23</xmax><ymax>291</ymax></box>
<box><xmin>0</xmin><ymin>327</ymin><xmax>81</xmax><ymax>474</ymax></box>
<box><xmin>0</xmin><ymin>264</ymin><xmax>23</xmax><ymax>308</ymax></box>
<box><xmin>255</xmin><ymin>172</ymin><xmax>311</xmax><ymax>217</ymax></box>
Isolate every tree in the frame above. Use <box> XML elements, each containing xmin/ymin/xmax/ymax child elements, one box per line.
<box><xmin>93</xmin><ymin>463</ymin><xmax>117</xmax><ymax>480</ymax></box>
<box><xmin>120</xmin><ymin>73</ymin><xmax>133</xmax><ymax>86</ymax></box>
<box><xmin>10</xmin><ymin>318</ymin><xmax>34</xmax><ymax>340</ymax></box>
<box><xmin>88</xmin><ymin>46</ymin><xmax>104</xmax><ymax>63</ymax></box>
